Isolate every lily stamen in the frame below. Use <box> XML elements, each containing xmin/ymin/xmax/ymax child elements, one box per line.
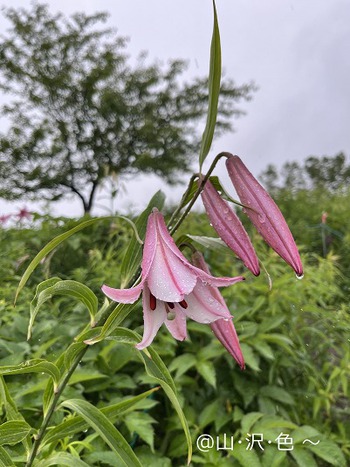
<box><xmin>150</xmin><ymin>293</ymin><xmax>157</xmax><ymax>310</ymax></box>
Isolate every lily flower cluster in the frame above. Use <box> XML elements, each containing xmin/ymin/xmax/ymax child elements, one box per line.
<box><xmin>102</xmin><ymin>155</ymin><xmax>303</xmax><ymax>369</ymax></box>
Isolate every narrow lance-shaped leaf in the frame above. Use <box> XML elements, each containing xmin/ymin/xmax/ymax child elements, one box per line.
<box><xmin>15</xmin><ymin>216</ymin><xmax>115</xmax><ymax>304</ymax></box>
<box><xmin>34</xmin><ymin>452</ymin><xmax>91</xmax><ymax>467</ymax></box>
<box><xmin>0</xmin><ymin>421</ymin><xmax>32</xmax><ymax>446</ymax></box>
<box><xmin>199</xmin><ymin>0</ymin><xmax>222</xmax><ymax>169</ymax></box>
<box><xmin>0</xmin><ymin>445</ymin><xmax>15</xmax><ymax>466</ymax></box>
<box><xmin>41</xmin><ymin>387</ymin><xmax>159</xmax><ymax>447</ymax></box>
<box><xmin>0</xmin><ymin>360</ymin><xmax>60</xmax><ymax>392</ymax></box>
<box><xmin>28</xmin><ymin>278</ymin><xmax>99</xmax><ymax>339</ymax></box>
<box><xmin>98</xmin><ymin>328</ymin><xmax>192</xmax><ymax>464</ymax></box>
<box><xmin>60</xmin><ymin>399</ymin><xmax>142</xmax><ymax>467</ymax></box>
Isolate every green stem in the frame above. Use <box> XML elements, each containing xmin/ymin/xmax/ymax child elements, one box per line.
<box><xmin>26</xmin><ymin>347</ymin><xmax>87</xmax><ymax>466</ymax></box>
<box><xmin>25</xmin><ymin>298</ymin><xmax>123</xmax><ymax>466</ymax></box>
<box><xmin>169</xmin><ymin>152</ymin><xmax>224</xmax><ymax>235</ymax></box>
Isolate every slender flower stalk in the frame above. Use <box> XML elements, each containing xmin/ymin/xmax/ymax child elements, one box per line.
<box><xmin>191</xmin><ymin>251</ymin><xmax>244</xmax><ymax>369</ymax></box>
<box><xmin>201</xmin><ymin>179</ymin><xmax>260</xmax><ymax>275</ymax></box>
<box><xmin>226</xmin><ymin>155</ymin><xmax>303</xmax><ymax>276</ymax></box>
<box><xmin>102</xmin><ymin>209</ymin><xmax>244</xmax><ymax>348</ymax></box>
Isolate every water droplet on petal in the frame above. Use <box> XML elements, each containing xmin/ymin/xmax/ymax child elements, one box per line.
<box><xmin>258</xmin><ymin>213</ymin><xmax>266</xmax><ymax>223</ymax></box>
<box><xmin>296</xmin><ymin>274</ymin><xmax>304</xmax><ymax>280</ymax></box>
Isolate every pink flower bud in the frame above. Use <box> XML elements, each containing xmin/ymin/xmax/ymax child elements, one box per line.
<box><xmin>201</xmin><ymin>179</ymin><xmax>260</xmax><ymax>275</ymax></box>
<box><xmin>226</xmin><ymin>155</ymin><xmax>303</xmax><ymax>277</ymax></box>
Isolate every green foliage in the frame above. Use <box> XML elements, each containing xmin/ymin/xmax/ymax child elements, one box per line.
<box><xmin>0</xmin><ymin>208</ymin><xmax>348</xmax><ymax>465</ymax></box>
<box><xmin>0</xmin><ymin>3</ymin><xmax>254</xmax><ymax>213</ymax></box>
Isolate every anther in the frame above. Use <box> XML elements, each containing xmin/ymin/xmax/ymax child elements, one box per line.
<box><xmin>150</xmin><ymin>293</ymin><xmax>157</xmax><ymax>310</ymax></box>
<box><xmin>179</xmin><ymin>300</ymin><xmax>188</xmax><ymax>309</ymax></box>
<box><xmin>167</xmin><ymin>302</ymin><xmax>175</xmax><ymax>309</ymax></box>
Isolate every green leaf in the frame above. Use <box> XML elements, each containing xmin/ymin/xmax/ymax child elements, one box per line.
<box><xmin>34</xmin><ymin>452</ymin><xmax>91</xmax><ymax>467</ymax></box>
<box><xmin>292</xmin><ymin>425</ymin><xmax>321</xmax><ymax>444</ymax></box>
<box><xmin>61</xmin><ymin>399</ymin><xmax>142</xmax><ymax>467</ymax></box>
<box><xmin>0</xmin><ymin>360</ymin><xmax>60</xmax><ymax>391</ymax></box>
<box><xmin>186</xmin><ymin>235</ymin><xmax>228</xmax><ymax>252</ymax></box>
<box><xmin>197</xmin><ymin>360</ymin><xmax>216</xmax><ymax>388</ymax></box>
<box><xmin>103</xmin><ymin>328</ymin><xmax>192</xmax><ymax>463</ymax></box>
<box><xmin>240</xmin><ymin>343</ymin><xmax>261</xmax><ymax>371</ymax></box>
<box><xmin>306</xmin><ymin>440</ymin><xmax>346</xmax><ymax>466</ymax></box>
<box><xmin>168</xmin><ymin>354</ymin><xmax>197</xmax><ymax>378</ymax></box>
<box><xmin>290</xmin><ymin>447</ymin><xmax>318</xmax><ymax>467</ymax></box>
<box><xmin>138</xmin><ymin>352</ymin><xmax>192</xmax><ymax>463</ymax></box>
<box><xmin>0</xmin><ymin>446</ymin><xmax>15</xmax><ymax>467</ymax></box>
<box><xmin>15</xmin><ymin>216</ymin><xmax>115</xmax><ymax>304</ymax></box>
<box><xmin>198</xmin><ymin>400</ymin><xmax>219</xmax><ymax>429</ymax></box>
<box><xmin>240</xmin><ymin>412</ymin><xmax>264</xmax><ymax>434</ymax></box>
<box><xmin>120</xmin><ymin>190</ymin><xmax>165</xmax><ymax>288</ymax></box>
<box><xmin>86</xmin><ymin>303</ymin><xmax>138</xmax><ymax>344</ymax></box>
<box><xmin>124</xmin><ymin>412</ymin><xmax>155</xmax><ymax>451</ymax></box>
<box><xmin>254</xmin><ymin>415</ymin><xmax>297</xmax><ymax>431</ymax></box>
<box><xmin>261</xmin><ymin>447</ymin><xmax>287</xmax><ymax>467</ymax></box>
<box><xmin>0</xmin><ymin>421</ymin><xmax>32</xmax><ymax>446</ymax></box>
<box><xmin>199</xmin><ymin>0</ymin><xmax>222</xmax><ymax>168</ymax></box>
<box><xmin>42</xmin><ymin>388</ymin><xmax>159</xmax><ymax>447</ymax></box>
<box><xmin>28</xmin><ymin>279</ymin><xmax>98</xmax><ymax>339</ymax></box>
<box><xmin>260</xmin><ymin>386</ymin><xmax>295</xmax><ymax>405</ymax></box>
<box><xmin>230</xmin><ymin>442</ymin><xmax>262</xmax><ymax>467</ymax></box>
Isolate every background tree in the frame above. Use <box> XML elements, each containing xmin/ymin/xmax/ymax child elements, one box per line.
<box><xmin>0</xmin><ymin>3</ymin><xmax>255</xmax><ymax>214</ymax></box>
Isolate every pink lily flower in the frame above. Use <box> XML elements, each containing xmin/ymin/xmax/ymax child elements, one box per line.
<box><xmin>0</xmin><ymin>214</ymin><xmax>11</xmax><ymax>225</ymax></box>
<box><xmin>191</xmin><ymin>251</ymin><xmax>244</xmax><ymax>369</ymax></box>
<box><xmin>201</xmin><ymin>179</ymin><xmax>260</xmax><ymax>276</ymax></box>
<box><xmin>226</xmin><ymin>155</ymin><xmax>303</xmax><ymax>277</ymax></box>
<box><xmin>102</xmin><ymin>208</ymin><xmax>244</xmax><ymax>349</ymax></box>
<box><xmin>16</xmin><ymin>207</ymin><xmax>32</xmax><ymax>221</ymax></box>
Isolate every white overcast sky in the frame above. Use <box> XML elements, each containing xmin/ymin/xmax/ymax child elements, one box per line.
<box><xmin>1</xmin><ymin>0</ymin><xmax>349</xmax><ymax>217</ymax></box>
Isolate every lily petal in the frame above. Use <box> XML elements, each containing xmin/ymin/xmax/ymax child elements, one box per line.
<box><xmin>101</xmin><ymin>281</ymin><xmax>144</xmax><ymax>304</ymax></box>
<box><xmin>147</xmin><ymin>238</ymin><xmax>197</xmax><ymax>302</ymax></box>
<box><xmin>226</xmin><ymin>155</ymin><xmax>303</xmax><ymax>276</ymax></box>
<box><xmin>201</xmin><ymin>180</ymin><xmax>260</xmax><ymax>276</ymax></box>
<box><xmin>182</xmin><ymin>279</ymin><xmax>232</xmax><ymax>323</ymax></box>
<box><xmin>210</xmin><ymin>319</ymin><xmax>245</xmax><ymax>369</ymax></box>
<box><xmin>164</xmin><ymin>309</ymin><xmax>187</xmax><ymax>341</ymax></box>
<box><xmin>192</xmin><ymin>251</ymin><xmax>245</xmax><ymax>368</ymax></box>
<box><xmin>135</xmin><ymin>285</ymin><xmax>167</xmax><ymax>349</ymax></box>
<box><xmin>153</xmin><ymin>209</ymin><xmax>242</xmax><ymax>288</ymax></box>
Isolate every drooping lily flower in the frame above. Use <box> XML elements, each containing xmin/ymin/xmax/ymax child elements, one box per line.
<box><xmin>226</xmin><ymin>155</ymin><xmax>303</xmax><ymax>277</ymax></box>
<box><xmin>201</xmin><ymin>179</ymin><xmax>260</xmax><ymax>276</ymax></box>
<box><xmin>191</xmin><ymin>251</ymin><xmax>244</xmax><ymax>369</ymax></box>
<box><xmin>102</xmin><ymin>208</ymin><xmax>244</xmax><ymax>349</ymax></box>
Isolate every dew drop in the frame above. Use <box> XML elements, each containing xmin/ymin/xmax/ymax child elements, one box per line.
<box><xmin>296</xmin><ymin>274</ymin><xmax>304</xmax><ymax>280</ymax></box>
<box><xmin>258</xmin><ymin>213</ymin><xmax>266</xmax><ymax>224</ymax></box>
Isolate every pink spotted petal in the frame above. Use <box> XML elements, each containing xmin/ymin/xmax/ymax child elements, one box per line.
<box><xmin>135</xmin><ymin>286</ymin><xmax>167</xmax><ymax>350</ymax></box>
<box><xmin>226</xmin><ymin>156</ymin><xmax>303</xmax><ymax>276</ymax></box>
<box><xmin>102</xmin><ymin>281</ymin><xmax>144</xmax><ymax>304</ymax></box>
<box><xmin>210</xmin><ymin>319</ymin><xmax>245</xmax><ymax>369</ymax></box>
<box><xmin>182</xmin><ymin>280</ymin><xmax>232</xmax><ymax>323</ymax></box>
<box><xmin>164</xmin><ymin>309</ymin><xmax>187</xmax><ymax>341</ymax></box>
<box><xmin>201</xmin><ymin>180</ymin><xmax>260</xmax><ymax>276</ymax></box>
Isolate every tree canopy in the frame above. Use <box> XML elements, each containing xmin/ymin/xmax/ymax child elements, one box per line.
<box><xmin>0</xmin><ymin>3</ymin><xmax>255</xmax><ymax>213</ymax></box>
